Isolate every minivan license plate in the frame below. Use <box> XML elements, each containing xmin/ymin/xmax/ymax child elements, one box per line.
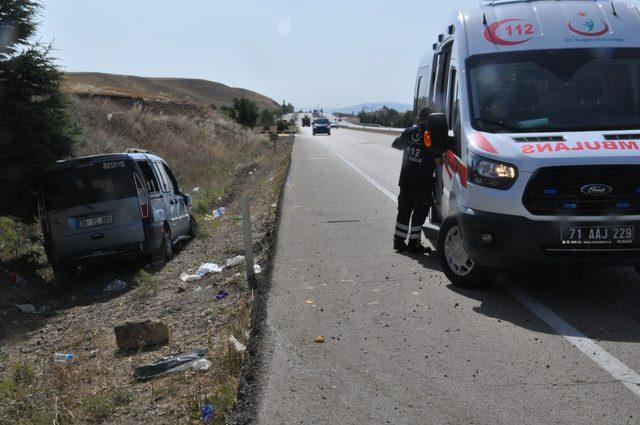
<box><xmin>561</xmin><ymin>226</ymin><xmax>634</xmax><ymax>246</ymax></box>
<box><xmin>78</xmin><ymin>215</ymin><xmax>113</xmax><ymax>229</ymax></box>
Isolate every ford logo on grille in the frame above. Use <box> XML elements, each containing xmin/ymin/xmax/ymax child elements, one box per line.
<box><xmin>580</xmin><ymin>184</ymin><xmax>613</xmax><ymax>196</ymax></box>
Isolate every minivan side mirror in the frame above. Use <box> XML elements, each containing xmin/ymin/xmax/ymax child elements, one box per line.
<box><xmin>427</xmin><ymin>113</ymin><xmax>451</xmax><ymax>154</ymax></box>
<box><xmin>184</xmin><ymin>194</ymin><xmax>193</xmax><ymax>208</ymax></box>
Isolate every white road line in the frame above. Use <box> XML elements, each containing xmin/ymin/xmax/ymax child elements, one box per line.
<box><xmin>326</xmin><ymin>142</ymin><xmax>640</xmax><ymax>398</ymax></box>
<box><xmin>326</xmin><ymin>147</ymin><xmax>398</xmax><ymax>203</ymax></box>
<box><xmin>500</xmin><ymin>281</ymin><xmax>640</xmax><ymax>397</ymax></box>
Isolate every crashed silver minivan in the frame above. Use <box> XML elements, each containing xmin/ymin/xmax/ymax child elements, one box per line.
<box><xmin>38</xmin><ymin>149</ymin><xmax>195</xmax><ymax>275</ymax></box>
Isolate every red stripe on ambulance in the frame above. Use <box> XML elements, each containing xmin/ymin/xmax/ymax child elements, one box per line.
<box><xmin>471</xmin><ymin>132</ymin><xmax>498</xmax><ymax>154</ymax></box>
<box><xmin>521</xmin><ymin>141</ymin><xmax>640</xmax><ymax>154</ymax></box>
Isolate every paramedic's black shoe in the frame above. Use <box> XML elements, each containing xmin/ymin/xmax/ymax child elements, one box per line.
<box><xmin>407</xmin><ymin>242</ymin><xmax>431</xmax><ymax>254</ymax></box>
<box><xmin>394</xmin><ymin>238</ymin><xmax>407</xmax><ymax>252</ymax></box>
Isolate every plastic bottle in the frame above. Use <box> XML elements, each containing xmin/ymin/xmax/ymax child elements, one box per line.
<box><xmin>54</xmin><ymin>353</ymin><xmax>74</xmax><ymax>363</ymax></box>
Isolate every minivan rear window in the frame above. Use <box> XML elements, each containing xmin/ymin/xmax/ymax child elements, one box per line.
<box><xmin>44</xmin><ymin>161</ymin><xmax>137</xmax><ymax>211</ymax></box>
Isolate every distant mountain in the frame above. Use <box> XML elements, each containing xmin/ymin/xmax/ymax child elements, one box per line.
<box><xmin>319</xmin><ymin>102</ymin><xmax>412</xmax><ymax>114</ymax></box>
<box><xmin>63</xmin><ymin>72</ymin><xmax>279</xmax><ymax>111</ymax></box>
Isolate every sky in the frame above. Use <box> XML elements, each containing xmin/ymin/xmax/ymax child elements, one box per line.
<box><xmin>39</xmin><ymin>0</ymin><xmax>476</xmax><ymax>109</ymax></box>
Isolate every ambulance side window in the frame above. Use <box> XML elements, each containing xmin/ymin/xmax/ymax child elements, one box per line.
<box><xmin>447</xmin><ymin>67</ymin><xmax>457</xmax><ymax>130</ymax></box>
<box><xmin>434</xmin><ymin>41</ymin><xmax>453</xmax><ymax>112</ymax></box>
<box><xmin>415</xmin><ymin>67</ymin><xmax>431</xmax><ymax>118</ymax></box>
<box><xmin>429</xmin><ymin>54</ymin><xmax>439</xmax><ymax>106</ymax></box>
<box><xmin>451</xmin><ymin>78</ymin><xmax>462</xmax><ymax>157</ymax></box>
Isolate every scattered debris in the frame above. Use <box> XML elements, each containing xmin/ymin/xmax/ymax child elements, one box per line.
<box><xmin>114</xmin><ymin>320</ymin><xmax>169</xmax><ymax>351</ymax></box>
<box><xmin>103</xmin><ymin>279</ymin><xmax>128</xmax><ymax>293</ymax></box>
<box><xmin>202</xmin><ymin>404</ymin><xmax>215</xmax><ymax>423</ymax></box>
<box><xmin>90</xmin><ymin>349</ymin><xmax>99</xmax><ymax>358</ymax></box>
<box><xmin>106</xmin><ymin>113</ymin><xmax>113</xmax><ymax>121</ymax></box>
<box><xmin>229</xmin><ymin>335</ymin><xmax>246</xmax><ymax>352</ymax></box>
<box><xmin>54</xmin><ymin>353</ymin><xmax>75</xmax><ymax>363</ymax></box>
<box><xmin>191</xmin><ymin>358</ymin><xmax>211</xmax><ymax>372</ymax></box>
<box><xmin>314</xmin><ymin>336</ymin><xmax>325</xmax><ymax>344</ymax></box>
<box><xmin>192</xmin><ymin>187</ymin><xmax>200</xmax><ymax>192</ymax></box>
<box><xmin>226</xmin><ymin>255</ymin><xmax>245</xmax><ymax>267</ymax></box>
<box><xmin>180</xmin><ymin>273</ymin><xmax>201</xmax><ymax>283</ymax></box>
<box><xmin>215</xmin><ymin>290</ymin><xmax>229</xmax><ymax>300</ymax></box>
<box><xmin>271</xmin><ymin>202</ymin><xmax>277</xmax><ymax>208</ymax></box>
<box><xmin>197</xmin><ymin>263</ymin><xmax>224</xmax><ymax>275</ymax></box>
<box><xmin>133</xmin><ymin>348</ymin><xmax>206</xmax><ymax>381</ymax></box>
<box><xmin>305</xmin><ymin>300</ymin><xmax>314</xmax><ymax>305</ymax></box>
<box><xmin>234</xmin><ymin>215</ymin><xmax>243</xmax><ymax>221</ymax></box>
<box><xmin>15</xmin><ymin>304</ymin><xmax>37</xmax><ymax>314</ymax></box>
<box><xmin>212</xmin><ymin>207</ymin><xmax>227</xmax><ymax>218</ymax></box>
<box><xmin>4</xmin><ymin>271</ymin><xmax>27</xmax><ymax>288</ymax></box>
<box><xmin>180</xmin><ymin>263</ymin><xmax>224</xmax><ymax>282</ymax></box>
<box><xmin>254</xmin><ymin>264</ymin><xmax>262</xmax><ymax>274</ymax></box>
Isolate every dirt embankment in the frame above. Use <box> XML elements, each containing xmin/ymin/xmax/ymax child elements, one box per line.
<box><xmin>0</xmin><ymin>94</ymin><xmax>293</xmax><ymax>424</ymax></box>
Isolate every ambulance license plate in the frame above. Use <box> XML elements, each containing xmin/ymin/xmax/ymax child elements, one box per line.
<box><xmin>78</xmin><ymin>215</ymin><xmax>113</xmax><ymax>229</ymax></box>
<box><xmin>561</xmin><ymin>225</ymin><xmax>634</xmax><ymax>246</ymax></box>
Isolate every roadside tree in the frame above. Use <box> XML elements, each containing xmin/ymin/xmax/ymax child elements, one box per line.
<box><xmin>0</xmin><ymin>0</ymin><xmax>77</xmax><ymax>221</ymax></box>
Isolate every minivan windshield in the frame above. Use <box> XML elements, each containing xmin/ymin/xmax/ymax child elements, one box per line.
<box><xmin>467</xmin><ymin>48</ymin><xmax>640</xmax><ymax>133</ymax></box>
<box><xmin>44</xmin><ymin>161</ymin><xmax>136</xmax><ymax>211</ymax></box>
<box><xmin>314</xmin><ymin>119</ymin><xmax>329</xmax><ymax>124</ymax></box>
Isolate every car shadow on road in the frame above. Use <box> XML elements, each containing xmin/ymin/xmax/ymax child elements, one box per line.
<box><xmin>447</xmin><ymin>265</ymin><xmax>640</xmax><ymax>344</ymax></box>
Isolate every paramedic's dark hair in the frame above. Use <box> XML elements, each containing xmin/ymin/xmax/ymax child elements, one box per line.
<box><xmin>418</xmin><ymin>107</ymin><xmax>433</xmax><ymax>124</ymax></box>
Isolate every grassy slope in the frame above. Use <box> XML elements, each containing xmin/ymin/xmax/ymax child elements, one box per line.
<box><xmin>63</xmin><ymin>72</ymin><xmax>280</xmax><ymax>112</ymax></box>
<box><xmin>0</xmin><ymin>93</ymin><xmax>292</xmax><ymax>424</ymax></box>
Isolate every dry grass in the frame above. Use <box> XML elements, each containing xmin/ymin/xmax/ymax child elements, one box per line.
<box><xmin>0</xmin><ymin>93</ymin><xmax>293</xmax><ymax>424</ymax></box>
<box><xmin>69</xmin><ymin>94</ymin><xmax>273</xmax><ymax>217</ymax></box>
<box><xmin>63</xmin><ymin>72</ymin><xmax>279</xmax><ymax>111</ymax></box>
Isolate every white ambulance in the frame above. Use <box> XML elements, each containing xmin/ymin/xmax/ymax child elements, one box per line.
<box><xmin>417</xmin><ymin>0</ymin><xmax>640</xmax><ymax>288</ymax></box>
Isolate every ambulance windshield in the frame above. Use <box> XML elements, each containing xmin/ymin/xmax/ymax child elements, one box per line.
<box><xmin>467</xmin><ymin>48</ymin><xmax>640</xmax><ymax>133</ymax></box>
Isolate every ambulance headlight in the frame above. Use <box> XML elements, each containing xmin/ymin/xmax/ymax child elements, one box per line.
<box><xmin>469</xmin><ymin>153</ymin><xmax>517</xmax><ymax>190</ymax></box>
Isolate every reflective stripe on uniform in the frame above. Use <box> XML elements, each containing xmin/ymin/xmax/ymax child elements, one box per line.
<box><xmin>410</xmin><ymin>225</ymin><xmax>422</xmax><ymax>233</ymax></box>
<box><xmin>395</xmin><ymin>230</ymin><xmax>408</xmax><ymax>238</ymax></box>
<box><xmin>395</xmin><ymin>222</ymin><xmax>409</xmax><ymax>231</ymax></box>
<box><xmin>408</xmin><ymin>233</ymin><xmax>421</xmax><ymax>240</ymax></box>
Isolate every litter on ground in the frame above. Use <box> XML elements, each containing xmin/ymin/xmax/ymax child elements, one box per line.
<box><xmin>180</xmin><ymin>263</ymin><xmax>224</xmax><ymax>282</ymax></box>
<box><xmin>191</xmin><ymin>358</ymin><xmax>211</xmax><ymax>371</ymax></box>
<box><xmin>229</xmin><ymin>335</ymin><xmax>247</xmax><ymax>352</ymax></box>
<box><xmin>254</xmin><ymin>264</ymin><xmax>262</xmax><ymax>274</ymax></box>
<box><xmin>133</xmin><ymin>348</ymin><xmax>207</xmax><ymax>381</ymax></box>
<box><xmin>103</xmin><ymin>279</ymin><xmax>127</xmax><ymax>292</ymax></box>
<box><xmin>202</xmin><ymin>405</ymin><xmax>215</xmax><ymax>423</ymax></box>
<box><xmin>215</xmin><ymin>290</ymin><xmax>229</xmax><ymax>300</ymax></box>
<box><xmin>212</xmin><ymin>207</ymin><xmax>227</xmax><ymax>218</ymax></box>
<box><xmin>314</xmin><ymin>336</ymin><xmax>325</xmax><ymax>344</ymax></box>
<box><xmin>226</xmin><ymin>255</ymin><xmax>245</xmax><ymax>267</ymax></box>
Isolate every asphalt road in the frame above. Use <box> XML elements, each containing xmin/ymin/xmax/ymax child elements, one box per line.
<box><xmin>256</xmin><ymin>124</ymin><xmax>640</xmax><ymax>424</ymax></box>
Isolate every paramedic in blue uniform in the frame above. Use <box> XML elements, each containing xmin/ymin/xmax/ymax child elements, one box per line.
<box><xmin>391</xmin><ymin>107</ymin><xmax>435</xmax><ymax>253</ymax></box>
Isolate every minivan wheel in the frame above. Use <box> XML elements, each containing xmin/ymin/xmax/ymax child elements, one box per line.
<box><xmin>438</xmin><ymin>217</ymin><xmax>495</xmax><ymax>289</ymax></box>
<box><xmin>153</xmin><ymin>226</ymin><xmax>173</xmax><ymax>262</ymax></box>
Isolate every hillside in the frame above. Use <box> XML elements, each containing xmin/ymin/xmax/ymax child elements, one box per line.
<box><xmin>63</xmin><ymin>72</ymin><xmax>279</xmax><ymax>111</ymax></box>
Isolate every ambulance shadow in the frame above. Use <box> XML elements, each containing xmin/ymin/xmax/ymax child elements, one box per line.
<box><xmin>447</xmin><ymin>266</ymin><xmax>640</xmax><ymax>343</ymax></box>
<box><xmin>403</xmin><ymin>250</ymin><xmax>442</xmax><ymax>272</ymax></box>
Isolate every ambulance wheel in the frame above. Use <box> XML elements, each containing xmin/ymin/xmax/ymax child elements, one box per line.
<box><xmin>438</xmin><ymin>217</ymin><xmax>495</xmax><ymax>289</ymax></box>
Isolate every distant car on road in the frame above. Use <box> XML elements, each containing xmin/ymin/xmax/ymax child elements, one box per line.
<box><xmin>39</xmin><ymin>149</ymin><xmax>195</xmax><ymax>276</ymax></box>
<box><xmin>330</xmin><ymin>121</ymin><xmax>340</xmax><ymax>129</ymax></box>
<box><xmin>301</xmin><ymin>116</ymin><xmax>311</xmax><ymax>127</ymax></box>
<box><xmin>312</xmin><ymin>118</ymin><xmax>331</xmax><ymax>136</ymax></box>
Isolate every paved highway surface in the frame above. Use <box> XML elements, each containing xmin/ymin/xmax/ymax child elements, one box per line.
<box><xmin>256</xmin><ymin>122</ymin><xmax>640</xmax><ymax>424</ymax></box>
